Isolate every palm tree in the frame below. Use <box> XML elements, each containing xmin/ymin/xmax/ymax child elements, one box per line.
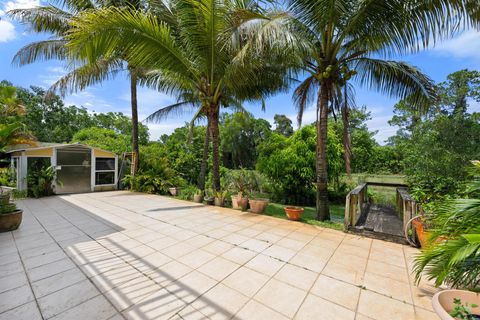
<box><xmin>251</xmin><ymin>0</ymin><xmax>476</xmax><ymax>220</ymax></box>
<box><xmin>66</xmin><ymin>0</ymin><xmax>290</xmax><ymax>191</ymax></box>
<box><xmin>7</xmin><ymin>0</ymin><xmax>172</xmax><ymax>175</ymax></box>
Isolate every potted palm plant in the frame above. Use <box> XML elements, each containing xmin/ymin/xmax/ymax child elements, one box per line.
<box><xmin>214</xmin><ymin>190</ymin><xmax>227</xmax><ymax>207</ymax></box>
<box><xmin>414</xmin><ymin>161</ymin><xmax>480</xmax><ymax>320</ymax></box>
<box><xmin>193</xmin><ymin>189</ymin><xmax>204</xmax><ymax>203</ymax></box>
<box><xmin>204</xmin><ymin>189</ymin><xmax>215</xmax><ymax>205</ymax></box>
<box><xmin>168</xmin><ymin>186</ymin><xmax>180</xmax><ymax>196</ymax></box>
<box><xmin>249</xmin><ymin>195</ymin><xmax>269</xmax><ymax>214</ymax></box>
<box><xmin>0</xmin><ymin>190</ymin><xmax>23</xmax><ymax>232</ymax></box>
<box><xmin>227</xmin><ymin>169</ymin><xmax>252</xmax><ymax>211</ymax></box>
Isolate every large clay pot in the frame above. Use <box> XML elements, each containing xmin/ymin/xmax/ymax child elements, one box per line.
<box><xmin>168</xmin><ymin>187</ymin><xmax>180</xmax><ymax>196</ymax></box>
<box><xmin>284</xmin><ymin>206</ymin><xmax>304</xmax><ymax>221</ymax></box>
<box><xmin>249</xmin><ymin>199</ymin><xmax>269</xmax><ymax>214</ymax></box>
<box><xmin>214</xmin><ymin>197</ymin><xmax>224</xmax><ymax>207</ymax></box>
<box><xmin>432</xmin><ymin>290</ymin><xmax>480</xmax><ymax>320</ymax></box>
<box><xmin>231</xmin><ymin>196</ymin><xmax>241</xmax><ymax>209</ymax></box>
<box><xmin>0</xmin><ymin>210</ymin><xmax>23</xmax><ymax>232</ymax></box>
<box><xmin>413</xmin><ymin>218</ymin><xmax>431</xmax><ymax>248</ymax></box>
<box><xmin>237</xmin><ymin>197</ymin><xmax>248</xmax><ymax>211</ymax></box>
<box><xmin>193</xmin><ymin>194</ymin><xmax>203</xmax><ymax>203</ymax></box>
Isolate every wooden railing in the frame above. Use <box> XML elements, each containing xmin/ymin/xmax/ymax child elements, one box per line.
<box><xmin>396</xmin><ymin>187</ymin><xmax>419</xmax><ymax>237</ymax></box>
<box><xmin>344</xmin><ymin>183</ymin><xmax>369</xmax><ymax>227</ymax></box>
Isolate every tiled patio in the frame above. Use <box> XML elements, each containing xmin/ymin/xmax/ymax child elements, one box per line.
<box><xmin>0</xmin><ymin>191</ymin><xmax>441</xmax><ymax>320</ymax></box>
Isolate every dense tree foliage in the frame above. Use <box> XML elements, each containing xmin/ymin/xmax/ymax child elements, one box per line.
<box><xmin>273</xmin><ymin>114</ymin><xmax>294</xmax><ymax>137</ymax></box>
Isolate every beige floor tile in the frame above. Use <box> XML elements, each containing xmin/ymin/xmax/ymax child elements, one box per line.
<box><xmin>188</xmin><ymin>235</ymin><xmax>215</xmax><ymax>248</ymax></box>
<box><xmin>310</xmin><ymin>275</ymin><xmax>361</xmax><ymax>311</ymax></box>
<box><xmin>0</xmin><ymin>260</ymin><xmax>23</xmax><ymax>278</ymax></box>
<box><xmin>169</xmin><ymin>270</ymin><xmax>218</xmax><ymax>300</ymax></box>
<box><xmin>322</xmin><ymin>261</ymin><xmax>364</xmax><ymax>285</ymax></box>
<box><xmin>363</xmin><ymin>272</ymin><xmax>413</xmax><ymax>304</ymax></box>
<box><xmin>89</xmin><ymin>266</ymin><xmax>143</xmax><ymax>293</ymax></box>
<box><xmin>245</xmin><ymin>254</ymin><xmax>285</xmax><ymax>276</ymax></box>
<box><xmin>239</xmin><ymin>238</ymin><xmax>270</xmax><ymax>253</ymax></box>
<box><xmin>298</xmin><ymin>243</ymin><xmax>336</xmax><ymax>261</ymax></box>
<box><xmin>221</xmin><ymin>247</ymin><xmax>257</xmax><ymax>265</ymax></box>
<box><xmin>191</xmin><ymin>283</ymin><xmax>249</xmax><ymax>320</ymax></box>
<box><xmin>358</xmin><ymin>290</ymin><xmax>415</xmax><ymax>320</ymax></box>
<box><xmin>233</xmin><ymin>299</ymin><xmax>289</xmax><ymax>320</ymax></box>
<box><xmin>262</xmin><ymin>244</ymin><xmax>297</xmax><ymax>262</ymax></box>
<box><xmin>255</xmin><ymin>232</ymin><xmax>282</xmax><ymax>243</ymax></box>
<box><xmin>274</xmin><ymin>264</ymin><xmax>318</xmax><ymax>291</ymax></box>
<box><xmin>365</xmin><ymin>259</ymin><xmax>410</xmax><ymax>283</ymax></box>
<box><xmin>276</xmin><ymin>237</ymin><xmax>308</xmax><ymax>251</ymax></box>
<box><xmin>148</xmin><ymin>260</ymin><xmax>193</xmax><ymax>287</ymax></box>
<box><xmin>103</xmin><ymin>275</ymin><xmax>160</xmax><ymax>311</ymax></box>
<box><xmin>37</xmin><ymin>279</ymin><xmax>100</xmax><ymax>318</ymax></box>
<box><xmin>222</xmin><ymin>266</ymin><xmax>270</xmax><ymax>297</ymax></box>
<box><xmin>289</xmin><ymin>252</ymin><xmax>328</xmax><ymax>273</ymax></box>
<box><xmin>177</xmin><ymin>305</ymin><xmax>208</xmax><ymax>320</ymax></box>
<box><xmin>177</xmin><ymin>249</ymin><xmax>216</xmax><ymax>269</ymax></box>
<box><xmin>32</xmin><ymin>267</ymin><xmax>87</xmax><ymax>298</ymax></box>
<box><xmin>254</xmin><ymin>278</ymin><xmax>307</xmax><ymax>318</ymax></box>
<box><xmin>414</xmin><ymin>307</ymin><xmax>440</xmax><ymax>320</ymax></box>
<box><xmin>122</xmin><ymin>288</ymin><xmax>186</xmax><ymax>320</ymax></box>
<box><xmin>0</xmin><ymin>284</ymin><xmax>34</xmax><ymax>314</ymax></box>
<box><xmin>411</xmin><ymin>283</ymin><xmax>441</xmax><ymax>312</ymax></box>
<box><xmin>222</xmin><ymin>234</ymin><xmax>250</xmax><ymax>246</ymax></box>
<box><xmin>197</xmin><ymin>256</ymin><xmax>240</xmax><ymax>281</ymax></box>
<box><xmin>202</xmin><ymin>240</ymin><xmax>234</xmax><ymax>255</ymax></box>
<box><xmin>161</xmin><ymin>242</ymin><xmax>197</xmax><ymax>259</ymax></box>
<box><xmin>0</xmin><ymin>301</ymin><xmax>42</xmax><ymax>320</ymax></box>
<box><xmin>295</xmin><ymin>293</ymin><xmax>355</xmax><ymax>320</ymax></box>
<box><xmin>50</xmin><ymin>295</ymin><xmax>117</xmax><ymax>320</ymax></box>
<box><xmin>148</xmin><ymin>236</ymin><xmax>178</xmax><ymax>251</ymax></box>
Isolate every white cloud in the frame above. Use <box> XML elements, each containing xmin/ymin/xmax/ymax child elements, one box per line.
<box><xmin>38</xmin><ymin>66</ymin><xmax>68</xmax><ymax>86</ymax></box>
<box><xmin>0</xmin><ymin>0</ymin><xmax>40</xmax><ymax>42</ymax></box>
<box><xmin>431</xmin><ymin>30</ymin><xmax>480</xmax><ymax>61</ymax></box>
<box><xmin>64</xmin><ymin>89</ymin><xmax>114</xmax><ymax>112</ymax></box>
<box><xmin>0</xmin><ymin>19</ymin><xmax>15</xmax><ymax>42</ymax></box>
<box><xmin>147</xmin><ymin>122</ymin><xmax>186</xmax><ymax>140</ymax></box>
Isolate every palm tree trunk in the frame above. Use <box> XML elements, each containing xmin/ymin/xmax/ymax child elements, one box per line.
<box><xmin>129</xmin><ymin>70</ymin><xmax>139</xmax><ymax>176</ymax></box>
<box><xmin>316</xmin><ymin>82</ymin><xmax>330</xmax><ymax>221</ymax></box>
<box><xmin>209</xmin><ymin>107</ymin><xmax>221</xmax><ymax>191</ymax></box>
<box><xmin>342</xmin><ymin>105</ymin><xmax>352</xmax><ymax>176</ymax></box>
<box><xmin>197</xmin><ymin>121</ymin><xmax>210</xmax><ymax>191</ymax></box>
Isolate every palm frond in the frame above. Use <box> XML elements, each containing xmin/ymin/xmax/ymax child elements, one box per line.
<box><xmin>12</xmin><ymin>40</ymin><xmax>67</xmax><ymax>66</ymax></box>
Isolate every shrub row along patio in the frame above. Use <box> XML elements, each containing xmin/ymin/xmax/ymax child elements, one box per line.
<box><xmin>0</xmin><ymin>191</ymin><xmax>440</xmax><ymax>320</ymax></box>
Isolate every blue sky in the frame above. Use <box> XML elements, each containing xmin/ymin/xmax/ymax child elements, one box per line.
<box><xmin>1</xmin><ymin>0</ymin><xmax>480</xmax><ymax>143</ymax></box>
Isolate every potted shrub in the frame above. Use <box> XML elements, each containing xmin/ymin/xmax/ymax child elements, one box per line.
<box><xmin>168</xmin><ymin>187</ymin><xmax>180</xmax><ymax>196</ymax></box>
<box><xmin>193</xmin><ymin>189</ymin><xmax>204</xmax><ymax>203</ymax></box>
<box><xmin>284</xmin><ymin>206</ymin><xmax>304</xmax><ymax>221</ymax></box>
<box><xmin>249</xmin><ymin>196</ymin><xmax>269</xmax><ymax>214</ymax></box>
<box><xmin>233</xmin><ymin>192</ymin><xmax>248</xmax><ymax>211</ymax></box>
<box><xmin>432</xmin><ymin>291</ymin><xmax>480</xmax><ymax>320</ymax></box>
<box><xmin>204</xmin><ymin>189</ymin><xmax>215</xmax><ymax>205</ymax></box>
<box><xmin>214</xmin><ymin>190</ymin><xmax>227</xmax><ymax>207</ymax></box>
<box><xmin>0</xmin><ymin>191</ymin><xmax>23</xmax><ymax>232</ymax></box>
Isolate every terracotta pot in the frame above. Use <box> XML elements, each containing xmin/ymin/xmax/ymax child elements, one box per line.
<box><xmin>237</xmin><ymin>197</ymin><xmax>248</xmax><ymax>211</ymax></box>
<box><xmin>0</xmin><ymin>210</ymin><xmax>23</xmax><ymax>232</ymax></box>
<box><xmin>193</xmin><ymin>194</ymin><xmax>203</xmax><ymax>203</ymax></box>
<box><xmin>204</xmin><ymin>197</ymin><xmax>214</xmax><ymax>205</ymax></box>
<box><xmin>432</xmin><ymin>290</ymin><xmax>480</xmax><ymax>320</ymax></box>
<box><xmin>284</xmin><ymin>206</ymin><xmax>304</xmax><ymax>221</ymax></box>
<box><xmin>214</xmin><ymin>197</ymin><xmax>224</xmax><ymax>207</ymax></box>
<box><xmin>249</xmin><ymin>199</ymin><xmax>269</xmax><ymax>214</ymax></box>
<box><xmin>231</xmin><ymin>196</ymin><xmax>240</xmax><ymax>209</ymax></box>
<box><xmin>168</xmin><ymin>187</ymin><xmax>180</xmax><ymax>196</ymax></box>
<box><xmin>413</xmin><ymin>218</ymin><xmax>431</xmax><ymax>248</ymax></box>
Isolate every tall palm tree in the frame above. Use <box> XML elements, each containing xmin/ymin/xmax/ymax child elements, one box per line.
<box><xmin>66</xmin><ymin>0</ymin><xmax>291</xmax><ymax>191</ymax></box>
<box><xmin>7</xmin><ymin>0</ymin><xmax>172</xmax><ymax>175</ymax></box>
<box><xmin>250</xmin><ymin>0</ymin><xmax>476</xmax><ymax>220</ymax></box>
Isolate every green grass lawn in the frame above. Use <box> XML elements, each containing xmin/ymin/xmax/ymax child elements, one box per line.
<box><xmin>264</xmin><ymin>202</ymin><xmax>345</xmax><ymax>231</ymax></box>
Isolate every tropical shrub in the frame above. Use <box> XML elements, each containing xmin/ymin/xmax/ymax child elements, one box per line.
<box><xmin>414</xmin><ymin>161</ymin><xmax>480</xmax><ymax>290</ymax></box>
<box><xmin>0</xmin><ymin>168</ymin><xmax>15</xmax><ymax>187</ymax></box>
<box><xmin>27</xmin><ymin>166</ymin><xmax>55</xmax><ymax>198</ymax></box>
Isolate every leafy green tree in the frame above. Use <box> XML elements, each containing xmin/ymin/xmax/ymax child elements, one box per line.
<box><xmin>273</xmin><ymin>114</ymin><xmax>294</xmax><ymax>137</ymax></box>
<box><xmin>92</xmin><ymin>112</ymin><xmax>149</xmax><ymax>145</ymax></box>
<box><xmin>65</xmin><ymin>1</ymin><xmax>291</xmax><ymax>191</ymax></box>
<box><xmin>72</xmin><ymin>127</ymin><xmax>131</xmax><ymax>154</ymax></box>
<box><xmin>437</xmin><ymin>69</ymin><xmax>480</xmax><ymax>115</ymax></box>
<box><xmin>257</xmin><ymin>124</ymin><xmax>343</xmax><ymax>204</ymax></box>
<box><xmin>220</xmin><ymin>112</ymin><xmax>271</xmax><ymax>169</ymax></box>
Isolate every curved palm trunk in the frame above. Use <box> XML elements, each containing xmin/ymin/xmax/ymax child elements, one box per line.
<box><xmin>197</xmin><ymin>121</ymin><xmax>210</xmax><ymax>191</ymax></box>
<box><xmin>316</xmin><ymin>82</ymin><xmax>330</xmax><ymax>221</ymax></box>
<box><xmin>342</xmin><ymin>105</ymin><xmax>352</xmax><ymax>176</ymax></box>
<box><xmin>208</xmin><ymin>107</ymin><xmax>221</xmax><ymax>191</ymax></box>
<box><xmin>129</xmin><ymin>71</ymin><xmax>139</xmax><ymax>176</ymax></box>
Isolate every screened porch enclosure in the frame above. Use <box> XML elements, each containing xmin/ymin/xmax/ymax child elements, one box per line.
<box><xmin>55</xmin><ymin>146</ymin><xmax>92</xmax><ymax>194</ymax></box>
